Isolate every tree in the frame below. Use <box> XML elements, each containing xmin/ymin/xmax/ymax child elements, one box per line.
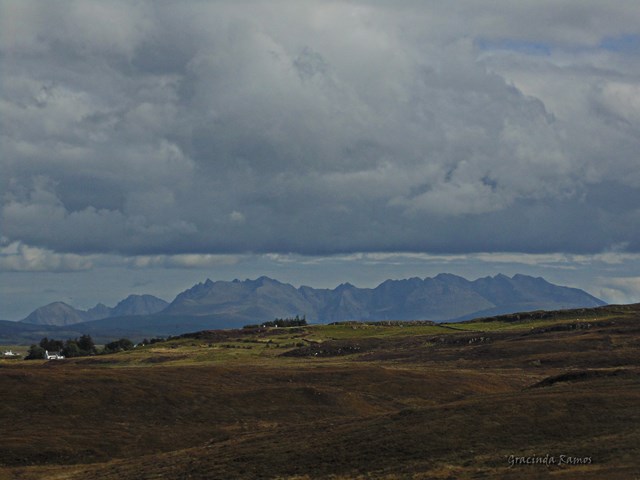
<box><xmin>39</xmin><ymin>337</ymin><xmax>63</xmax><ymax>352</ymax></box>
<box><xmin>62</xmin><ymin>340</ymin><xmax>81</xmax><ymax>358</ymax></box>
<box><xmin>25</xmin><ymin>345</ymin><xmax>45</xmax><ymax>360</ymax></box>
<box><xmin>77</xmin><ymin>334</ymin><xmax>96</xmax><ymax>355</ymax></box>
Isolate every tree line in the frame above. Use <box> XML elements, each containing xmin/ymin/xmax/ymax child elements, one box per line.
<box><xmin>24</xmin><ymin>335</ymin><xmax>143</xmax><ymax>360</ymax></box>
<box><xmin>244</xmin><ymin>315</ymin><xmax>307</xmax><ymax>329</ymax></box>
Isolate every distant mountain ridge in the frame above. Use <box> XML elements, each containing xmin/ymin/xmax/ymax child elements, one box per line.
<box><xmin>6</xmin><ymin>274</ymin><xmax>605</xmax><ymax>343</ymax></box>
<box><xmin>20</xmin><ymin>295</ymin><xmax>169</xmax><ymax>326</ymax></box>
<box><xmin>163</xmin><ymin>273</ymin><xmax>605</xmax><ymax>323</ymax></box>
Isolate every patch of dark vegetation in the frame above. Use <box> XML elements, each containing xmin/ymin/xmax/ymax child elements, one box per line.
<box><xmin>219</xmin><ymin>344</ymin><xmax>253</xmax><ymax>350</ymax></box>
<box><xmin>180</xmin><ymin>326</ymin><xmax>304</xmax><ymax>343</ymax></box>
<box><xmin>328</xmin><ymin>320</ymin><xmax>438</xmax><ymax>326</ymax></box>
<box><xmin>282</xmin><ymin>339</ymin><xmax>387</xmax><ymax>357</ymax></box>
<box><xmin>138</xmin><ymin>337</ymin><xmax>166</xmax><ymax>346</ymax></box>
<box><xmin>529</xmin><ymin>322</ymin><xmax>590</xmax><ymax>333</ymax></box>
<box><xmin>103</xmin><ymin>338</ymin><xmax>135</xmax><ymax>354</ymax></box>
<box><xmin>282</xmin><ymin>343</ymin><xmax>364</xmax><ymax>357</ymax></box>
<box><xmin>530</xmin><ymin>368</ymin><xmax>637</xmax><ymax>388</ymax></box>
<box><xmin>429</xmin><ymin>333</ymin><xmax>494</xmax><ymax>345</ymax></box>
<box><xmin>526</xmin><ymin>320</ymin><xmax>619</xmax><ymax>334</ymax></box>
<box><xmin>284</xmin><ymin>332</ymin><xmax>502</xmax><ymax>360</ymax></box>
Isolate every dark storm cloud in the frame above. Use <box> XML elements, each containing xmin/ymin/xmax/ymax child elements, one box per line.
<box><xmin>2</xmin><ymin>1</ymin><xmax>640</xmax><ymax>258</ymax></box>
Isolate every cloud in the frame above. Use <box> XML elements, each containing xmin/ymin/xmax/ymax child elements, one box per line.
<box><xmin>129</xmin><ymin>254</ymin><xmax>239</xmax><ymax>269</ymax></box>
<box><xmin>0</xmin><ymin>240</ymin><xmax>93</xmax><ymax>272</ymax></box>
<box><xmin>1</xmin><ymin>1</ymin><xmax>639</xmax><ymax>257</ymax></box>
<box><xmin>593</xmin><ymin>277</ymin><xmax>640</xmax><ymax>304</ymax></box>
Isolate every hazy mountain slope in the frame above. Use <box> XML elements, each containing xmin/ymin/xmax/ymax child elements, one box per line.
<box><xmin>368</xmin><ymin>275</ymin><xmax>494</xmax><ymax>321</ymax></box>
<box><xmin>75</xmin><ymin>313</ymin><xmax>249</xmax><ymax>340</ymax></box>
<box><xmin>0</xmin><ymin>319</ymin><xmax>63</xmax><ymax>344</ymax></box>
<box><xmin>163</xmin><ymin>277</ymin><xmax>315</xmax><ymax>319</ymax></box>
<box><xmin>20</xmin><ymin>295</ymin><xmax>168</xmax><ymax>326</ymax></box>
<box><xmin>85</xmin><ymin>303</ymin><xmax>112</xmax><ymax>321</ymax></box>
<box><xmin>20</xmin><ymin>302</ymin><xmax>87</xmax><ymax>326</ymax></box>
<box><xmin>450</xmin><ymin>274</ymin><xmax>607</xmax><ymax>321</ymax></box>
<box><xmin>110</xmin><ymin>295</ymin><xmax>169</xmax><ymax>317</ymax></box>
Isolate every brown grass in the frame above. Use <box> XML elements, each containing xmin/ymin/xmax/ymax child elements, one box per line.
<box><xmin>1</xmin><ymin>304</ymin><xmax>640</xmax><ymax>479</ymax></box>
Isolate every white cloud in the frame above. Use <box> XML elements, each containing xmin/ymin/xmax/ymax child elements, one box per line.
<box><xmin>0</xmin><ymin>241</ymin><xmax>93</xmax><ymax>272</ymax></box>
<box><xmin>593</xmin><ymin>277</ymin><xmax>640</xmax><ymax>304</ymax></box>
<box><xmin>129</xmin><ymin>254</ymin><xmax>239</xmax><ymax>269</ymax></box>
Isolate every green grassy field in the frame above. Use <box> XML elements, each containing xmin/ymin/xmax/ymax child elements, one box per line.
<box><xmin>1</xmin><ymin>304</ymin><xmax>639</xmax><ymax>479</ymax></box>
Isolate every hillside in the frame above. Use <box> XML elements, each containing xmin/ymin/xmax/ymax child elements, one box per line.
<box><xmin>1</xmin><ymin>303</ymin><xmax>639</xmax><ymax>479</ymax></box>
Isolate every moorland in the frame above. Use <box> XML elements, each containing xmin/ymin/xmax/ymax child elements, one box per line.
<box><xmin>1</xmin><ymin>304</ymin><xmax>639</xmax><ymax>479</ymax></box>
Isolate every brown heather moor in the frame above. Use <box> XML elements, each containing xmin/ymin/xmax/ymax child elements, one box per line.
<box><xmin>1</xmin><ymin>304</ymin><xmax>640</xmax><ymax>479</ymax></box>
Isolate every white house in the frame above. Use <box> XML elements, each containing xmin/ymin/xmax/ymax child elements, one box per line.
<box><xmin>2</xmin><ymin>350</ymin><xmax>19</xmax><ymax>357</ymax></box>
<box><xmin>45</xmin><ymin>350</ymin><xmax>65</xmax><ymax>360</ymax></box>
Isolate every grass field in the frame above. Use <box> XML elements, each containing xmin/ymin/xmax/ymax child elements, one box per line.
<box><xmin>1</xmin><ymin>304</ymin><xmax>639</xmax><ymax>479</ymax></box>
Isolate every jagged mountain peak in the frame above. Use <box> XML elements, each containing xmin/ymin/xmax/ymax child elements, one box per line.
<box><xmin>163</xmin><ymin>274</ymin><xmax>605</xmax><ymax>323</ymax></box>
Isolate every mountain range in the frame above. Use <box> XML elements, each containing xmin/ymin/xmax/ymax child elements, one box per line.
<box><xmin>1</xmin><ymin>274</ymin><xmax>605</xmax><ymax>343</ymax></box>
<box><xmin>162</xmin><ymin>273</ymin><xmax>604</xmax><ymax>323</ymax></box>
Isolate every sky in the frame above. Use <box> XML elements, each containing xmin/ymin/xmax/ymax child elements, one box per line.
<box><xmin>1</xmin><ymin>1</ymin><xmax>640</xmax><ymax>319</ymax></box>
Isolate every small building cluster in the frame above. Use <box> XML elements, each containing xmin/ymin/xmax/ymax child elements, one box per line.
<box><xmin>45</xmin><ymin>350</ymin><xmax>65</xmax><ymax>360</ymax></box>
